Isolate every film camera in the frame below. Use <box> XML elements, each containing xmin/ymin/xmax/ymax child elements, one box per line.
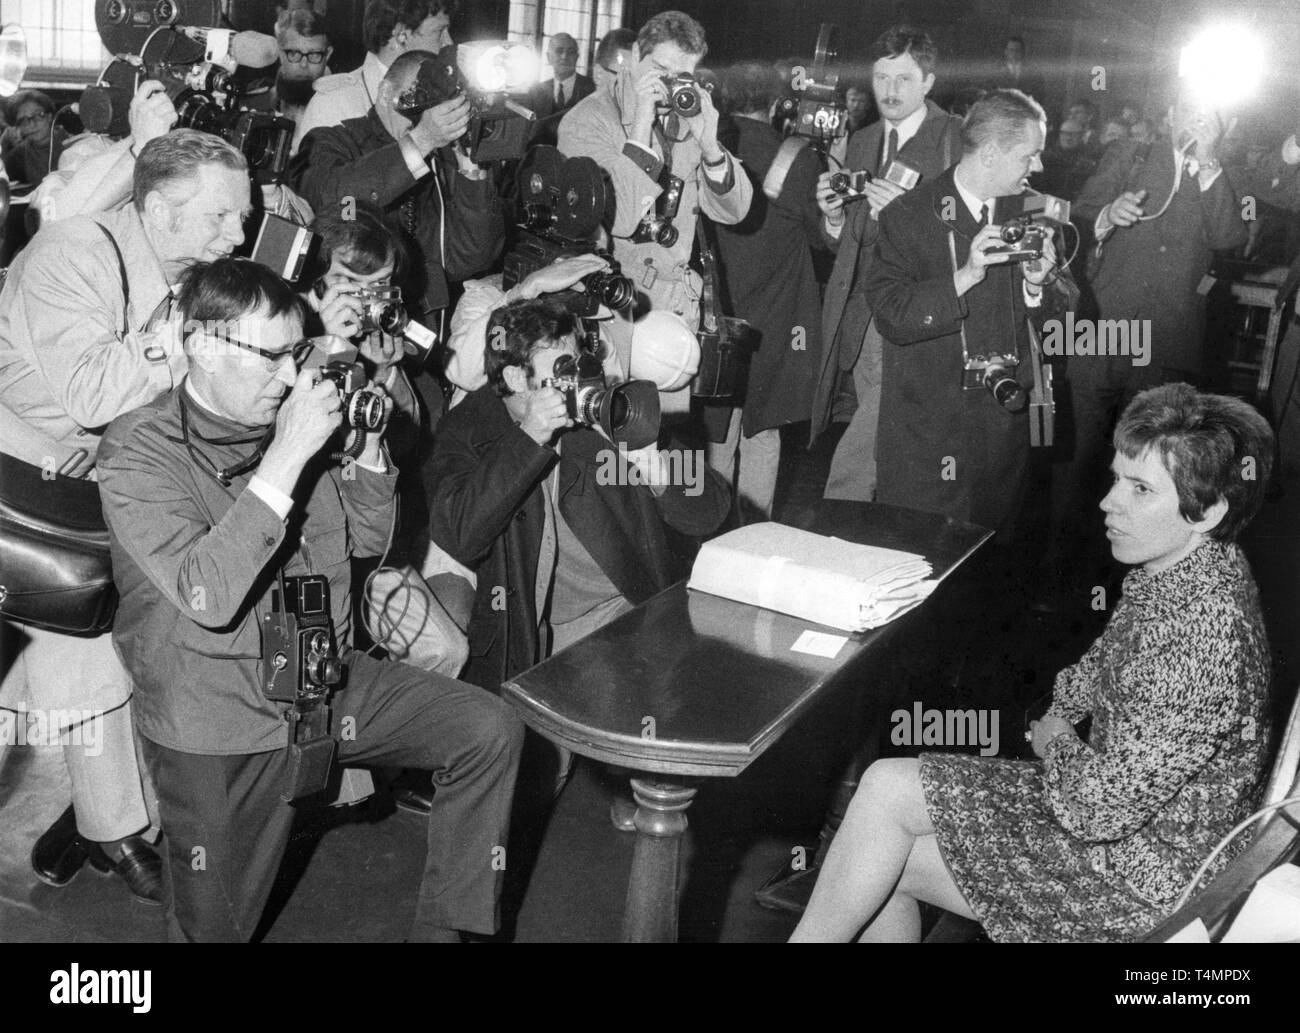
<box><xmin>633</xmin><ymin>173</ymin><xmax>685</xmax><ymax>247</ymax></box>
<box><xmin>962</xmin><ymin>352</ymin><xmax>1027</xmax><ymax>412</ymax></box>
<box><xmin>79</xmin><ymin>18</ymin><xmax>292</xmax><ymax>185</ymax></box>
<box><xmin>987</xmin><ymin>192</ymin><xmax>1071</xmax><ymax>262</ymax></box>
<box><xmin>395</xmin><ymin>42</ymin><xmax>538</xmax><ymax>164</ymax></box>
<box><xmin>262</xmin><ymin>573</ymin><xmax>341</xmax><ymax>801</ymax></box>
<box><xmin>662</xmin><ymin>72</ymin><xmax>708</xmax><ymax>118</ymax></box>
<box><xmin>504</xmin><ymin>147</ymin><xmax>635</xmax><ymax>319</ymax></box>
<box><xmin>776</xmin><ymin>24</ymin><xmax>846</xmax><ymax>146</ymax></box>
<box><xmin>295</xmin><ymin>336</ymin><xmax>387</xmax><ymax>457</ymax></box>
<box><xmin>542</xmin><ymin>351</ymin><xmax>661</xmax><ymax>451</ymax></box>
<box><xmin>830</xmin><ymin>158</ymin><xmax>922</xmax><ymax>200</ymax></box>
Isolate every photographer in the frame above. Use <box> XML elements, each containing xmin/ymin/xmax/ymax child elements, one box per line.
<box><xmin>811</xmin><ymin>26</ymin><xmax>963</xmax><ymax>503</ymax></box>
<box><xmin>428</xmin><ymin>297</ymin><xmax>729</xmax><ymax>698</ymax></box>
<box><xmin>292</xmin><ymin>0</ymin><xmax>458</xmax><ymax>154</ymax></box>
<box><xmin>864</xmin><ymin>89</ymin><xmax>1073</xmax><ymax>538</ymax></box>
<box><xmin>0</xmin><ymin>130</ymin><xmax>254</xmax><ymax>906</ymax></box>
<box><xmin>292</xmin><ymin>49</ymin><xmax>503</xmax><ymax>341</ymax></box>
<box><xmin>558</xmin><ymin>11</ymin><xmax>751</xmax><ymax>402</ymax></box>
<box><xmin>95</xmin><ymin>258</ymin><xmax>523</xmax><ymax>942</ymax></box>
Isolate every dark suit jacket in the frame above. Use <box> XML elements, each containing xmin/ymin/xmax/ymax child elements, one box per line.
<box><xmin>810</xmin><ymin>100</ymin><xmax>964</xmax><ymax>443</ymax></box>
<box><xmin>427</xmin><ymin>386</ymin><xmax>730</xmax><ymax>690</ymax></box>
<box><xmin>864</xmin><ymin>165</ymin><xmax>1075</xmax><ymax>535</ymax></box>
<box><xmin>290</xmin><ymin>109</ymin><xmax>504</xmax><ymax>315</ymax></box>
<box><xmin>1074</xmin><ymin>140</ymin><xmax>1247</xmax><ymax>373</ymax></box>
<box><xmin>529</xmin><ymin>73</ymin><xmax>595</xmax><ymax>147</ymax></box>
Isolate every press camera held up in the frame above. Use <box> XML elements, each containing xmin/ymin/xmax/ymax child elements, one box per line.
<box><xmin>79</xmin><ymin>7</ymin><xmax>292</xmax><ymax>184</ymax></box>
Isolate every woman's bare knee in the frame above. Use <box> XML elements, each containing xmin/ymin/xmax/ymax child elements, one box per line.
<box><xmin>852</xmin><ymin>758</ymin><xmax>932</xmax><ymax>835</ymax></box>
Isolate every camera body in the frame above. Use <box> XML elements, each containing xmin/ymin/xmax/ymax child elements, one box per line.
<box><xmin>830</xmin><ymin>169</ymin><xmax>870</xmax><ymax>197</ymax></box>
<box><xmin>352</xmin><ymin>285</ymin><xmax>409</xmax><ymax>336</ymax></box>
<box><xmin>542</xmin><ymin>352</ymin><xmax>661</xmax><ymax>450</ymax></box>
<box><xmin>784</xmin><ymin>24</ymin><xmax>847</xmax><ymax>145</ymax></box>
<box><xmin>296</xmin><ymin>336</ymin><xmax>385</xmax><ymax>432</ymax></box>
<box><xmin>962</xmin><ymin>353</ymin><xmax>1027</xmax><ymax>412</ymax></box>
<box><xmin>662</xmin><ymin>73</ymin><xmax>705</xmax><ymax>118</ymax></box>
<box><xmin>987</xmin><ymin>215</ymin><xmax>1047</xmax><ymax>262</ymax></box>
<box><xmin>262</xmin><ymin>575</ymin><xmax>343</xmax><ymax>704</ymax></box>
<box><xmin>632</xmin><ymin>173</ymin><xmax>684</xmax><ymax>247</ymax></box>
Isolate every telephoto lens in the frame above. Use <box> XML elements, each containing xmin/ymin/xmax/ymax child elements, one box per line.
<box><xmin>586</xmin><ymin>269</ymin><xmax>634</xmax><ymax>310</ymax></box>
<box><xmin>983</xmin><ymin>364</ymin><xmax>1027</xmax><ymax>412</ymax></box>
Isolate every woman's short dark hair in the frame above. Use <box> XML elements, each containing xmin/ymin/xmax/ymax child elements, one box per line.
<box><xmin>363</xmin><ymin>0</ymin><xmax>456</xmax><ymax>54</ymax></box>
<box><xmin>1114</xmin><ymin>382</ymin><xmax>1275</xmax><ymax>542</ymax></box>
<box><xmin>872</xmin><ymin>26</ymin><xmax>938</xmax><ymax>79</ymax></box>
<box><xmin>178</xmin><ymin>258</ymin><xmax>306</xmax><ymax>354</ymax></box>
<box><xmin>485</xmin><ymin>297</ymin><xmax>578</xmax><ymax>396</ymax></box>
<box><xmin>310</xmin><ymin>202</ymin><xmax>406</xmax><ymax>280</ymax></box>
<box><xmin>637</xmin><ymin>10</ymin><xmax>708</xmax><ymax>60</ymax></box>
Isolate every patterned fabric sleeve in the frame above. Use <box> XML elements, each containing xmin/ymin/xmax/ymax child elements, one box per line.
<box><xmin>1045</xmin><ymin>624</ymin><xmax>1108</xmax><ymax>722</ymax></box>
<box><xmin>1041</xmin><ymin>596</ymin><xmax>1241</xmax><ymax>841</ymax></box>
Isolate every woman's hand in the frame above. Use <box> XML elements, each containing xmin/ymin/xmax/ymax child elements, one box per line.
<box><xmin>1030</xmin><ymin>714</ymin><xmax>1077</xmax><ymax>758</ymax></box>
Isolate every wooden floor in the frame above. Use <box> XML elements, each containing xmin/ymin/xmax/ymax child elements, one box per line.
<box><xmin>2</xmin><ymin>423</ymin><xmax>1297</xmax><ymax>942</ymax></box>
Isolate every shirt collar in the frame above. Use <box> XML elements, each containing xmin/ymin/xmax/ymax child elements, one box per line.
<box><xmin>951</xmin><ymin>166</ymin><xmax>991</xmax><ymax>223</ymax></box>
<box><xmin>556</xmin><ymin>72</ymin><xmax>577</xmax><ymax>90</ymax></box>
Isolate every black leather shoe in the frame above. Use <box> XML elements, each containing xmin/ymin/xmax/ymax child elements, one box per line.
<box><xmin>31</xmin><ymin>806</ymin><xmax>89</xmax><ymax>887</ymax></box>
<box><xmin>87</xmin><ymin>837</ymin><xmax>164</xmax><ymax>906</ymax></box>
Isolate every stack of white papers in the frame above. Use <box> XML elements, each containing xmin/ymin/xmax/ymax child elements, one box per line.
<box><xmin>687</xmin><ymin>523</ymin><xmax>937</xmax><ymax>633</ymax></box>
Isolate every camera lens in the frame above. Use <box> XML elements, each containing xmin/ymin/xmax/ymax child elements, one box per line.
<box><xmin>984</xmin><ymin>366</ymin><xmax>1027</xmax><ymax>412</ymax></box>
<box><xmin>306</xmin><ymin>655</ymin><xmax>343</xmax><ymax>687</ymax></box>
<box><xmin>829</xmin><ymin>172</ymin><xmax>849</xmax><ymax>193</ymax></box>
<box><xmin>306</xmin><ymin>630</ymin><xmax>330</xmax><ymax>655</ymax></box>
<box><xmin>653</xmin><ymin>222</ymin><xmax>679</xmax><ymax>248</ymax></box>
<box><xmin>1000</xmin><ymin>221</ymin><xmax>1026</xmax><ymax>244</ymax></box>
<box><xmin>346</xmin><ymin>390</ymin><xmax>385</xmax><ymax>430</ymax></box>
<box><xmin>589</xmin><ymin>271</ymin><xmax>634</xmax><ymax>310</ymax></box>
<box><xmin>377</xmin><ymin>301</ymin><xmax>408</xmax><ymax>335</ymax></box>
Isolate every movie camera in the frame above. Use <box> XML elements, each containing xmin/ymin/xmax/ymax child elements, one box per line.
<box><xmin>775</xmin><ymin>24</ymin><xmax>846</xmax><ymax>147</ymax></box>
<box><xmin>503</xmin><ymin>147</ymin><xmax>634</xmax><ymax>319</ymax></box>
<box><xmin>395</xmin><ymin>42</ymin><xmax>538</xmax><ymax>164</ymax></box>
<box><xmin>79</xmin><ymin>2</ymin><xmax>291</xmax><ymax>184</ymax></box>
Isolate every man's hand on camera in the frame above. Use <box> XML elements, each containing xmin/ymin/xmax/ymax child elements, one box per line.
<box><xmin>862</xmin><ymin>177</ymin><xmax>905</xmax><ymax>220</ymax></box>
<box><xmin>816</xmin><ymin>170</ymin><xmax>846</xmax><ymax>226</ymax></box>
<box><xmin>955</xmin><ymin>223</ymin><xmax>1015</xmax><ymax>296</ymax></box>
<box><xmin>257</xmin><ymin>369</ymin><xmax>343</xmax><ymax>495</ymax></box>
<box><xmin>128</xmin><ymin>80</ymin><xmax>178</xmax><ymax>153</ymax></box>
<box><xmin>316</xmin><ymin>282</ymin><xmax>364</xmax><ymax>340</ymax></box>
<box><xmin>409</xmin><ymin>95</ymin><xmax>472</xmax><ymax>155</ymax></box>
<box><xmin>683</xmin><ymin>86</ymin><xmax>722</xmax><ymax>163</ymax></box>
<box><xmin>514</xmin><ymin>254</ymin><xmax>609</xmax><ymax>300</ymax></box>
<box><xmin>1023</xmin><ymin>231</ymin><xmax>1059</xmax><ymax>289</ymax></box>
<box><xmin>518</xmin><ymin>384</ymin><xmax>573</xmax><ymax>446</ymax></box>
<box><xmin>630</xmin><ymin>69</ymin><xmax>668</xmax><ymax>147</ymax></box>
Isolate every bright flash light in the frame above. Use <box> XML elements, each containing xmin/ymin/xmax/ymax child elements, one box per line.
<box><xmin>1178</xmin><ymin>24</ymin><xmax>1264</xmax><ymax>107</ymax></box>
<box><xmin>462</xmin><ymin>41</ymin><xmax>538</xmax><ymax>93</ymax></box>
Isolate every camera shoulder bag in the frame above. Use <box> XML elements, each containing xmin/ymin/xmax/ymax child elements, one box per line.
<box><xmin>0</xmin><ymin>222</ymin><xmax>131</xmax><ymax>635</ymax></box>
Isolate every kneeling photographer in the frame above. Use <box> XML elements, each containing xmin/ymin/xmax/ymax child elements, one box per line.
<box><xmin>427</xmin><ymin>297</ymin><xmax>730</xmax><ymax>708</ymax></box>
<box><xmin>96</xmin><ymin>258</ymin><xmax>523</xmax><ymax>943</ymax></box>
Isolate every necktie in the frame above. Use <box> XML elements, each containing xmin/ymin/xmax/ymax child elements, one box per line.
<box><xmin>556</xmin><ymin>82</ymin><xmax>565</xmax><ymax>107</ymax></box>
<box><xmin>884</xmin><ymin>127</ymin><xmax>899</xmax><ymax>168</ymax></box>
<box><xmin>979</xmin><ymin>203</ymin><xmax>989</xmax><ymax>227</ymax></box>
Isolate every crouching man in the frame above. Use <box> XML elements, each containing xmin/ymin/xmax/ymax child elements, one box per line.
<box><xmin>96</xmin><ymin>258</ymin><xmax>523</xmax><ymax>942</ymax></box>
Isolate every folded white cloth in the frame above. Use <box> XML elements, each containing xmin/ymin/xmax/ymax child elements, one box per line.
<box><xmin>687</xmin><ymin>522</ymin><xmax>937</xmax><ymax>632</ymax></box>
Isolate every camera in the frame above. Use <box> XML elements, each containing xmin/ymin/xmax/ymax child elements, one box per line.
<box><xmin>296</xmin><ymin>337</ymin><xmax>386</xmax><ymax>455</ymax></box>
<box><xmin>784</xmin><ymin>24</ymin><xmax>847</xmax><ymax>146</ymax></box>
<box><xmin>261</xmin><ymin>572</ymin><xmax>342</xmax><ymax>802</ymax></box>
<box><xmin>662</xmin><ymin>73</ymin><xmax>706</xmax><ymax>118</ymax></box>
<box><xmin>262</xmin><ymin>575</ymin><xmax>343</xmax><ymax>704</ymax></box>
<box><xmin>395</xmin><ymin>43</ymin><xmax>537</xmax><ymax>164</ymax></box>
<box><xmin>830</xmin><ymin>169</ymin><xmax>870</xmax><ymax>198</ymax></box>
<box><xmin>503</xmin><ymin>147</ymin><xmax>636</xmax><ymax>319</ymax></box>
<box><xmin>962</xmin><ymin>353</ymin><xmax>1028</xmax><ymax>412</ymax></box>
<box><xmin>542</xmin><ymin>352</ymin><xmax>661</xmax><ymax>450</ymax></box>
<box><xmin>987</xmin><ymin>215</ymin><xmax>1047</xmax><ymax>262</ymax></box>
<box><xmin>79</xmin><ymin>30</ymin><xmax>293</xmax><ymax>185</ymax></box>
<box><xmin>352</xmin><ymin>285</ymin><xmax>409</xmax><ymax>336</ymax></box>
<box><xmin>632</xmin><ymin>173</ymin><xmax>684</xmax><ymax>248</ymax></box>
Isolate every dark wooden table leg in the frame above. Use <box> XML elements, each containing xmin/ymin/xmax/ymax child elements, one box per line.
<box><xmin>620</xmin><ymin>778</ymin><xmax>697</xmax><ymax>943</ymax></box>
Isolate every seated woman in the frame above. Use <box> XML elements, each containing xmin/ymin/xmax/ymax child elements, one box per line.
<box><xmin>791</xmin><ymin>383</ymin><xmax>1276</xmax><ymax>942</ymax></box>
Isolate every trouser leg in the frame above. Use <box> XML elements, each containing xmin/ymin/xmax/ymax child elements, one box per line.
<box><xmin>142</xmin><ymin>738</ymin><xmax>296</xmax><ymax>943</ymax></box>
<box><xmin>64</xmin><ymin>700</ymin><xmax>152</xmax><ymax>841</ymax></box>
<box><xmin>334</xmin><ymin>652</ymin><xmax>524</xmax><ymax>938</ymax></box>
<box><xmin>825</xmin><ymin>321</ymin><xmax>883</xmax><ymax>501</ymax></box>
<box><xmin>736</xmin><ymin>426</ymin><xmax>782</xmax><ymax>521</ymax></box>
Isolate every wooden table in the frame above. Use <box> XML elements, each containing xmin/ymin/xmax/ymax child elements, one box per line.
<box><xmin>501</xmin><ymin>502</ymin><xmax>992</xmax><ymax>941</ymax></box>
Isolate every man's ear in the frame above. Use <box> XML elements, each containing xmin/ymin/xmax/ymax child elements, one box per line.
<box><xmin>141</xmin><ymin>188</ymin><xmax>171</xmax><ymax>227</ymax></box>
<box><xmin>502</xmin><ymin>364</ymin><xmax>528</xmax><ymax>394</ymax></box>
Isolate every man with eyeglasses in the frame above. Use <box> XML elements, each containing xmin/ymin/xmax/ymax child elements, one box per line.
<box><xmin>94</xmin><ymin>257</ymin><xmax>523</xmax><ymax>941</ymax></box>
<box><xmin>273</xmin><ymin>7</ymin><xmax>334</xmax><ymax>127</ymax></box>
<box><xmin>0</xmin><ymin>130</ymin><xmax>251</xmax><ymax>909</ymax></box>
<box><xmin>292</xmin><ymin>0</ymin><xmax>460</xmax><ymax>155</ymax></box>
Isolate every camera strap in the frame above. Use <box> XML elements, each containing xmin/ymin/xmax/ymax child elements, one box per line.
<box><xmin>170</xmin><ymin>388</ymin><xmax>276</xmax><ymax>488</ymax></box>
<box><xmin>945</xmin><ymin>228</ymin><xmax>976</xmax><ymax>367</ymax></box>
